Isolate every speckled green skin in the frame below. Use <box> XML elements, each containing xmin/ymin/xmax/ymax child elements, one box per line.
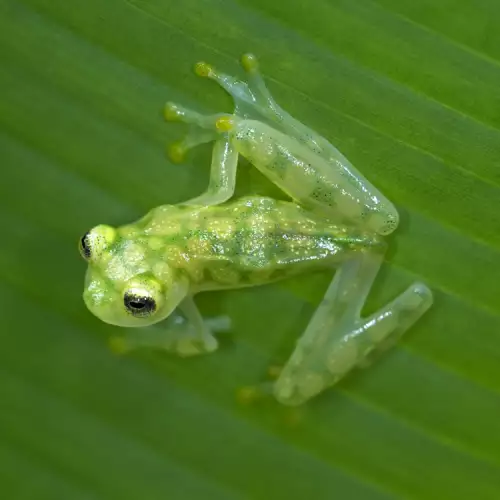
<box><xmin>82</xmin><ymin>197</ymin><xmax>383</xmax><ymax>326</ymax></box>
<box><xmin>80</xmin><ymin>54</ymin><xmax>433</xmax><ymax>406</ymax></box>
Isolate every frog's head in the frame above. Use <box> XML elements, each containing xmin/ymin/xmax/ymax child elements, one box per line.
<box><xmin>79</xmin><ymin>224</ymin><xmax>188</xmax><ymax>327</ymax></box>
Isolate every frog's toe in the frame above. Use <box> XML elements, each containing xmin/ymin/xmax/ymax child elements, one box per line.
<box><xmin>163</xmin><ymin>101</ymin><xmax>214</xmax><ymax>127</ymax></box>
<box><xmin>241</xmin><ymin>53</ymin><xmax>260</xmax><ymax>73</ymax></box>
<box><xmin>174</xmin><ymin>336</ymin><xmax>218</xmax><ymax>357</ymax></box>
<box><xmin>236</xmin><ymin>385</ymin><xmax>265</xmax><ymax>405</ymax></box>
<box><xmin>236</xmin><ymin>365</ymin><xmax>285</xmax><ymax>405</ymax></box>
<box><xmin>108</xmin><ymin>335</ymin><xmax>130</xmax><ymax>355</ymax></box>
<box><xmin>164</xmin><ymin>102</ymin><xmax>222</xmax><ymax>162</ymax></box>
<box><xmin>167</xmin><ymin>141</ymin><xmax>187</xmax><ymax>164</ymax></box>
<box><xmin>164</xmin><ymin>102</ymin><xmax>185</xmax><ymax>122</ymax></box>
<box><xmin>166</xmin><ymin>133</ymin><xmax>215</xmax><ymax>164</ymax></box>
<box><xmin>193</xmin><ymin>57</ymin><xmax>256</xmax><ymax>106</ymax></box>
<box><xmin>194</xmin><ymin>61</ymin><xmax>214</xmax><ymax>78</ymax></box>
<box><xmin>267</xmin><ymin>364</ymin><xmax>283</xmax><ymax>380</ymax></box>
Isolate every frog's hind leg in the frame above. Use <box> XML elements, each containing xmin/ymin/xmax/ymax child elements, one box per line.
<box><xmin>273</xmin><ymin>252</ymin><xmax>433</xmax><ymax>406</ymax></box>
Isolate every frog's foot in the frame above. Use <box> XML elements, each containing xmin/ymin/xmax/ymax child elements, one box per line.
<box><xmin>194</xmin><ymin>54</ymin><xmax>282</xmax><ymax>121</ymax></box>
<box><xmin>164</xmin><ymin>53</ymin><xmax>281</xmax><ymax>163</ymax></box>
<box><xmin>236</xmin><ymin>363</ymin><xmax>282</xmax><ymax>405</ymax></box>
<box><xmin>236</xmin><ymin>381</ymin><xmax>304</xmax><ymax>426</ymax></box>
<box><xmin>109</xmin><ymin>314</ymin><xmax>230</xmax><ymax>358</ymax></box>
<box><xmin>236</xmin><ymin>383</ymin><xmax>272</xmax><ymax>405</ymax></box>
<box><xmin>109</xmin><ymin>330</ymin><xmax>218</xmax><ymax>358</ymax></box>
<box><xmin>164</xmin><ymin>101</ymin><xmax>236</xmax><ymax>163</ymax></box>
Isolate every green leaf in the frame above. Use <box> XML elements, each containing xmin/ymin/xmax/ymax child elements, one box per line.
<box><xmin>1</xmin><ymin>0</ymin><xmax>499</xmax><ymax>498</ymax></box>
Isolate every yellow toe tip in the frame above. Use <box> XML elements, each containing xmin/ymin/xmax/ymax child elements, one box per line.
<box><xmin>215</xmin><ymin>116</ymin><xmax>235</xmax><ymax>132</ymax></box>
<box><xmin>241</xmin><ymin>53</ymin><xmax>259</xmax><ymax>72</ymax></box>
<box><xmin>164</xmin><ymin>102</ymin><xmax>183</xmax><ymax>121</ymax></box>
<box><xmin>167</xmin><ymin>142</ymin><xmax>186</xmax><ymax>164</ymax></box>
<box><xmin>236</xmin><ymin>386</ymin><xmax>262</xmax><ymax>405</ymax></box>
<box><xmin>108</xmin><ymin>336</ymin><xmax>128</xmax><ymax>355</ymax></box>
<box><xmin>267</xmin><ymin>365</ymin><xmax>282</xmax><ymax>380</ymax></box>
<box><xmin>283</xmin><ymin>408</ymin><xmax>303</xmax><ymax>429</ymax></box>
<box><xmin>194</xmin><ymin>61</ymin><xmax>213</xmax><ymax>77</ymax></box>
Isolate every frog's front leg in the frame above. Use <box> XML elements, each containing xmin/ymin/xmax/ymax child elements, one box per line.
<box><xmin>167</xmin><ymin>57</ymin><xmax>398</xmax><ymax>234</ymax></box>
<box><xmin>165</xmin><ymin>102</ymin><xmax>239</xmax><ymax>207</ymax></box>
<box><xmin>273</xmin><ymin>252</ymin><xmax>433</xmax><ymax>406</ymax></box>
<box><xmin>109</xmin><ymin>296</ymin><xmax>227</xmax><ymax>357</ymax></box>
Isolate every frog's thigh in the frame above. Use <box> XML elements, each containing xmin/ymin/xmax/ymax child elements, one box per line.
<box><xmin>272</xmin><ymin>253</ymin><xmax>433</xmax><ymax>406</ymax></box>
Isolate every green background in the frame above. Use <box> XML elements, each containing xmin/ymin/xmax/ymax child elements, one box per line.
<box><xmin>1</xmin><ymin>0</ymin><xmax>500</xmax><ymax>498</ymax></box>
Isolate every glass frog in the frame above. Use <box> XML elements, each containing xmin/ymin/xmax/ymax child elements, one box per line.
<box><xmin>80</xmin><ymin>54</ymin><xmax>433</xmax><ymax>406</ymax></box>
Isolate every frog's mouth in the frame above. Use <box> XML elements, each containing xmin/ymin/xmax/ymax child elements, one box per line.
<box><xmin>83</xmin><ymin>284</ymin><xmax>146</xmax><ymax>328</ymax></box>
<box><xmin>82</xmin><ymin>273</ymin><xmax>172</xmax><ymax>328</ymax></box>
<box><xmin>83</xmin><ymin>269</ymin><xmax>118</xmax><ymax>323</ymax></box>
<box><xmin>83</xmin><ymin>263</ymin><xmax>191</xmax><ymax>328</ymax></box>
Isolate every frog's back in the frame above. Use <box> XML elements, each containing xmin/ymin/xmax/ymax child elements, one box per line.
<box><xmin>124</xmin><ymin>196</ymin><xmax>384</xmax><ymax>289</ymax></box>
<box><xmin>187</xmin><ymin>196</ymin><xmax>384</xmax><ymax>288</ymax></box>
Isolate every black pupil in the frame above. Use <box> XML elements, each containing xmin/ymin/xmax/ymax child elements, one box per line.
<box><xmin>129</xmin><ymin>300</ymin><xmax>145</xmax><ymax>309</ymax></box>
<box><xmin>124</xmin><ymin>293</ymin><xmax>156</xmax><ymax>317</ymax></box>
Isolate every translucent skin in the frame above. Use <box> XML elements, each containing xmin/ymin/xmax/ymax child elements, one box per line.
<box><xmin>80</xmin><ymin>54</ymin><xmax>433</xmax><ymax>406</ymax></box>
<box><xmin>83</xmin><ymin>197</ymin><xmax>383</xmax><ymax>324</ymax></box>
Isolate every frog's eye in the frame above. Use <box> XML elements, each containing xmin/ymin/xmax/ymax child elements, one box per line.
<box><xmin>124</xmin><ymin>291</ymin><xmax>157</xmax><ymax>317</ymax></box>
<box><xmin>123</xmin><ymin>277</ymin><xmax>164</xmax><ymax>318</ymax></box>
<box><xmin>79</xmin><ymin>225</ymin><xmax>116</xmax><ymax>262</ymax></box>
<box><xmin>80</xmin><ymin>232</ymin><xmax>92</xmax><ymax>260</ymax></box>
